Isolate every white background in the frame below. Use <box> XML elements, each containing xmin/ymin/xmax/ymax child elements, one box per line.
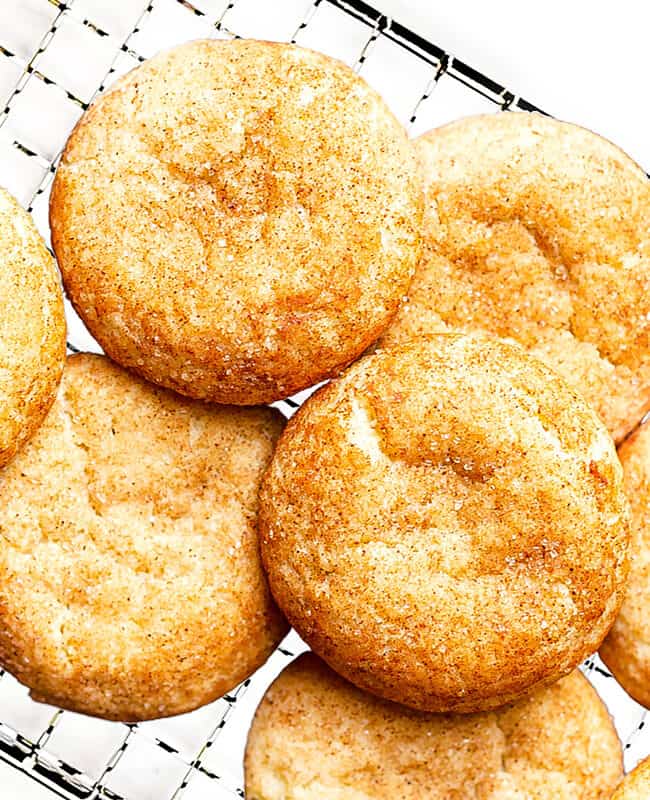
<box><xmin>378</xmin><ymin>0</ymin><xmax>650</xmax><ymax>169</ymax></box>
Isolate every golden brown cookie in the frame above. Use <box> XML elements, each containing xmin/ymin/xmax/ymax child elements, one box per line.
<box><xmin>259</xmin><ymin>334</ymin><xmax>630</xmax><ymax>713</ymax></box>
<box><xmin>378</xmin><ymin>112</ymin><xmax>650</xmax><ymax>443</ymax></box>
<box><xmin>50</xmin><ymin>39</ymin><xmax>422</xmax><ymax>406</ymax></box>
<box><xmin>0</xmin><ymin>187</ymin><xmax>65</xmax><ymax>468</ymax></box>
<box><xmin>612</xmin><ymin>757</ymin><xmax>650</xmax><ymax>799</ymax></box>
<box><xmin>601</xmin><ymin>421</ymin><xmax>650</xmax><ymax>707</ymax></box>
<box><xmin>0</xmin><ymin>353</ymin><xmax>288</xmax><ymax>721</ymax></box>
<box><xmin>245</xmin><ymin>653</ymin><xmax>623</xmax><ymax>800</ymax></box>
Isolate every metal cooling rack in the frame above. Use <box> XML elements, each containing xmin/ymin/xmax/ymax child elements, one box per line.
<box><xmin>0</xmin><ymin>1</ymin><xmax>648</xmax><ymax>798</ymax></box>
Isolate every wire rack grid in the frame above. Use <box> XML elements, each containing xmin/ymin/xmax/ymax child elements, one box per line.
<box><xmin>0</xmin><ymin>1</ymin><xmax>648</xmax><ymax>798</ymax></box>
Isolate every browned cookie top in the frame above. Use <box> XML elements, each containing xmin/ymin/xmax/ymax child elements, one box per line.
<box><xmin>0</xmin><ymin>187</ymin><xmax>65</xmax><ymax>467</ymax></box>
<box><xmin>601</xmin><ymin>420</ymin><xmax>650</xmax><ymax>708</ymax></box>
<box><xmin>379</xmin><ymin>112</ymin><xmax>650</xmax><ymax>443</ymax></box>
<box><xmin>51</xmin><ymin>39</ymin><xmax>422</xmax><ymax>405</ymax></box>
<box><xmin>0</xmin><ymin>353</ymin><xmax>287</xmax><ymax>721</ymax></box>
<box><xmin>245</xmin><ymin>653</ymin><xmax>623</xmax><ymax>799</ymax></box>
<box><xmin>259</xmin><ymin>334</ymin><xmax>629</xmax><ymax>713</ymax></box>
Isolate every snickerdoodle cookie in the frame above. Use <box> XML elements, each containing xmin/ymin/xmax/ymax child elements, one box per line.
<box><xmin>50</xmin><ymin>39</ymin><xmax>422</xmax><ymax>405</ymax></box>
<box><xmin>259</xmin><ymin>334</ymin><xmax>630</xmax><ymax>713</ymax></box>
<box><xmin>378</xmin><ymin>112</ymin><xmax>650</xmax><ymax>443</ymax></box>
<box><xmin>611</xmin><ymin>757</ymin><xmax>650</xmax><ymax>799</ymax></box>
<box><xmin>601</xmin><ymin>420</ymin><xmax>650</xmax><ymax>707</ymax></box>
<box><xmin>0</xmin><ymin>353</ymin><xmax>287</xmax><ymax>721</ymax></box>
<box><xmin>245</xmin><ymin>653</ymin><xmax>622</xmax><ymax>800</ymax></box>
<box><xmin>0</xmin><ymin>187</ymin><xmax>65</xmax><ymax>468</ymax></box>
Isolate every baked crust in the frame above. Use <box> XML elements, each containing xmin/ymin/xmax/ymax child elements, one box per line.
<box><xmin>50</xmin><ymin>39</ymin><xmax>422</xmax><ymax>405</ymax></box>
<box><xmin>0</xmin><ymin>353</ymin><xmax>288</xmax><ymax>721</ymax></box>
<box><xmin>601</xmin><ymin>421</ymin><xmax>650</xmax><ymax>708</ymax></box>
<box><xmin>245</xmin><ymin>653</ymin><xmax>623</xmax><ymax>800</ymax></box>
<box><xmin>611</xmin><ymin>756</ymin><xmax>650</xmax><ymax>799</ymax></box>
<box><xmin>259</xmin><ymin>334</ymin><xmax>630</xmax><ymax>712</ymax></box>
<box><xmin>0</xmin><ymin>187</ymin><xmax>66</xmax><ymax>467</ymax></box>
<box><xmin>379</xmin><ymin>112</ymin><xmax>650</xmax><ymax>443</ymax></box>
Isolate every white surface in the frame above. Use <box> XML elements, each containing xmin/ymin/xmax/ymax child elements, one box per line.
<box><xmin>377</xmin><ymin>0</ymin><xmax>650</xmax><ymax>169</ymax></box>
<box><xmin>0</xmin><ymin>674</ymin><xmax>56</xmax><ymax>742</ymax></box>
<box><xmin>222</xmin><ymin>0</ymin><xmax>312</xmax><ymax>40</ymax></box>
<box><xmin>45</xmin><ymin>712</ymin><xmax>129</xmax><ymax>781</ymax></box>
<box><xmin>102</xmin><ymin>734</ymin><xmax>188</xmax><ymax>800</ymax></box>
<box><xmin>295</xmin><ymin>2</ymin><xmax>371</xmax><ymax>64</ymax></box>
<box><xmin>0</xmin><ymin>762</ymin><xmax>56</xmax><ymax>800</ymax></box>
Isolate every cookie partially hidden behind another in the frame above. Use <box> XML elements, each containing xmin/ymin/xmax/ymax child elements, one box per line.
<box><xmin>245</xmin><ymin>653</ymin><xmax>623</xmax><ymax>800</ymax></box>
<box><xmin>612</xmin><ymin>757</ymin><xmax>650</xmax><ymax>799</ymax></box>
<box><xmin>601</xmin><ymin>421</ymin><xmax>650</xmax><ymax>708</ymax></box>
<box><xmin>260</xmin><ymin>334</ymin><xmax>630</xmax><ymax>713</ymax></box>
<box><xmin>0</xmin><ymin>187</ymin><xmax>66</xmax><ymax>468</ymax></box>
<box><xmin>0</xmin><ymin>354</ymin><xmax>287</xmax><ymax>721</ymax></box>
<box><xmin>379</xmin><ymin>112</ymin><xmax>650</xmax><ymax>443</ymax></box>
<box><xmin>50</xmin><ymin>39</ymin><xmax>422</xmax><ymax>405</ymax></box>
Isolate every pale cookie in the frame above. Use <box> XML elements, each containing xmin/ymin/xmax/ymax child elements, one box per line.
<box><xmin>378</xmin><ymin>112</ymin><xmax>650</xmax><ymax>443</ymax></box>
<box><xmin>611</xmin><ymin>757</ymin><xmax>650</xmax><ymax>799</ymax></box>
<box><xmin>50</xmin><ymin>39</ymin><xmax>422</xmax><ymax>405</ymax></box>
<box><xmin>0</xmin><ymin>354</ymin><xmax>288</xmax><ymax>721</ymax></box>
<box><xmin>0</xmin><ymin>187</ymin><xmax>65</xmax><ymax>467</ymax></box>
<box><xmin>259</xmin><ymin>334</ymin><xmax>630</xmax><ymax>713</ymax></box>
<box><xmin>245</xmin><ymin>653</ymin><xmax>623</xmax><ymax>800</ymax></box>
<box><xmin>601</xmin><ymin>420</ymin><xmax>650</xmax><ymax>707</ymax></box>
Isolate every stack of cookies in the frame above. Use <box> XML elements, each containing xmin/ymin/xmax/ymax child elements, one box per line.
<box><xmin>1</xmin><ymin>36</ymin><xmax>649</xmax><ymax>799</ymax></box>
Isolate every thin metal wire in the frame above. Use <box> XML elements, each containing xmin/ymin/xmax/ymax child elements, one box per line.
<box><xmin>0</xmin><ymin>1</ymin><xmax>646</xmax><ymax>798</ymax></box>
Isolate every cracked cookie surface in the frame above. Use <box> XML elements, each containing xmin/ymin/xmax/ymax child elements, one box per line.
<box><xmin>601</xmin><ymin>421</ymin><xmax>650</xmax><ymax>708</ymax></box>
<box><xmin>0</xmin><ymin>353</ymin><xmax>287</xmax><ymax>721</ymax></box>
<box><xmin>378</xmin><ymin>112</ymin><xmax>650</xmax><ymax>443</ymax></box>
<box><xmin>0</xmin><ymin>187</ymin><xmax>65</xmax><ymax>468</ymax></box>
<box><xmin>50</xmin><ymin>39</ymin><xmax>422</xmax><ymax>405</ymax></box>
<box><xmin>259</xmin><ymin>334</ymin><xmax>630</xmax><ymax>712</ymax></box>
<box><xmin>244</xmin><ymin>653</ymin><xmax>622</xmax><ymax>800</ymax></box>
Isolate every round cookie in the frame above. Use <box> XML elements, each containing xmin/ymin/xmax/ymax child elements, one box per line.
<box><xmin>259</xmin><ymin>334</ymin><xmax>630</xmax><ymax>713</ymax></box>
<box><xmin>50</xmin><ymin>39</ymin><xmax>422</xmax><ymax>405</ymax></box>
<box><xmin>0</xmin><ymin>187</ymin><xmax>65</xmax><ymax>467</ymax></box>
<box><xmin>612</xmin><ymin>757</ymin><xmax>650</xmax><ymax>799</ymax></box>
<box><xmin>600</xmin><ymin>421</ymin><xmax>650</xmax><ymax>707</ymax></box>
<box><xmin>245</xmin><ymin>653</ymin><xmax>623</xmax><ymax>800</ymax></box>
<box><xmin>378</xmin><ymin>112</ymin><xmax>650</xmax><ymax>443</ymax></box>
<box><xmin>0</xmin><ymin>353</ymin><xmax>288</xmax><ymax>721</ymax></box>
